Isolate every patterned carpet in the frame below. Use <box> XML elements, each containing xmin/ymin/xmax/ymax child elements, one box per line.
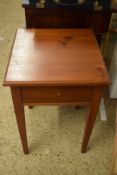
<box><xmin>0</xmin><ymin>0</ymin><xmax>116</xmax><ymax>174</ymax></box>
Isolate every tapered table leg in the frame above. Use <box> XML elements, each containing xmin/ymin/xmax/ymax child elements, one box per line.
<box><xmin>81</xmin><ymin>88</ymin><xmax>103</xmax><ymax>153</ymax></box>
<box><xmin>11</xmin><ymin>87</ymin><xmax>29</xmax><ymax>154</ymax></box>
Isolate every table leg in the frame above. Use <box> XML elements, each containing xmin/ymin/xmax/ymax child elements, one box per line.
<box><xmin>81</xmin><ymin>88</ymin><xmax>102</xmax><ymax>153</ymax></box>
<box><xmin>11</xmin><ymin>87</ymin><xmax>29</xmax><ymax>154</ymax></box>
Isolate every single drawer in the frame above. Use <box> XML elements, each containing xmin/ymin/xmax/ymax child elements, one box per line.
<box><xmin>21</xmin><ymin>86</ymin><xmax>94</xmax><ymax>104</ymax></box>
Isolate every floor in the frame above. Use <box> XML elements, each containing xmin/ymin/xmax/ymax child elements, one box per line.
<box><xmin>0</xmin><ymin>0</ymin><xmax>117</xmax><ymax>174</ymax></box>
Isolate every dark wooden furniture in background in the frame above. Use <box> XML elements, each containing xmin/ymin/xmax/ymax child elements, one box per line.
<box><xmin>23</xmin><ymin>7</ymin><xmax>111</xmax><ymax>33</ymax></box>
<box><xmin>4</xmin><ymin>29</ymin><xmax>110</xmax><ymax>154</ymax></box>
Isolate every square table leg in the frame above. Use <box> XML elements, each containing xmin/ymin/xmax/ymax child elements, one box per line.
<box><xmin>11</xmin><ymin>87</ymin><xmax>29</xmax><ymax>154</ymax></box>
<box><xmin>81</xmin><ymin>88</ymin><xmax>103</xmax><ymax>153</ymax></box>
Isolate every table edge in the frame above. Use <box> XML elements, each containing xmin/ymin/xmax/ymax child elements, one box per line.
<box><xmin>3</xmin><ymin>80</ymin><xmax>111</xmax><ymax>87</ymax></box>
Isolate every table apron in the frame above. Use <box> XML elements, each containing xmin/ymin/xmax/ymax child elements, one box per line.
<box><xmin>21</xmin><ymin>86</ymin><xmax>95</xmax><ymax>104</ymax></box>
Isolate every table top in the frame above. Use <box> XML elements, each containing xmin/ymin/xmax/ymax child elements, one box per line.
<box><xmin>4</xmin><ymin>29</ymin><xmax>110</xmax><ymax>86</ymax></box>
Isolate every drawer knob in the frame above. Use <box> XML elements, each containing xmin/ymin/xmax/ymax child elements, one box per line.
<box><xmin>57</xmin><ymin>91</ymin><xmax>61</xmax><ymax>96</ymax></box>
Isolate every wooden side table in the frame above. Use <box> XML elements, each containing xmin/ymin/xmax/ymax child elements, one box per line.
<box><xmin>3</xmin><ymin>29</ymin><xmax>110</xmax><ymax>154</ymax></box>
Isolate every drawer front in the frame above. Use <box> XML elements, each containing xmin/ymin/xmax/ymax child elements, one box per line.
<box><xmin>21</xmin><ymin>86</ymin><xmax>94</xmax><ymax>104</ymax></box>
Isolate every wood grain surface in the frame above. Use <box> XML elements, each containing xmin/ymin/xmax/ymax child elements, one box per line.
<box><xmin>4</xmin><ymin>29</ymin><xmax>110</xmax><ymax>86</ymax></box>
